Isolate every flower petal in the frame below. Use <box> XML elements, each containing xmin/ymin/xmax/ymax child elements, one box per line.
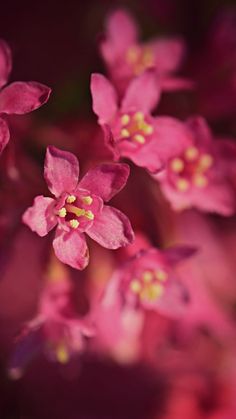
<box><xmin>53</xmin><ymin>228</ymin><xmax>89</xmax><ymax>270</ymax></box>
<box><xmin>186</xmin><ymin>116</ymin><xmax>212</xmax><ymax>148</ymax></box>
<box><xmin>79</xmin><ymin>163</ymin><xmax>130</xmax><ymax>202</ymax></box>
<box><xmin>163</xmin><ymin>246</ymin><xmax>197</xmax><ymax>266</ymax></box>
<box><xmin>0</xmin><ymin>81</ymin><xmax>51</xmax><ymax>115</ymax></box>
<box><xmin>44</xmin><ymin>146</ymin><xmax>80</xmax><ymax>197</ymax></box>
<box><xmin>22</xmin><ymin>196</ymin><xmax>57</xmax><ymax>237</ymax></box>
<box><xmin>91</xmin><ymin>73</ymin><xmax>118</xmax><ymax>124</ymax></box>
<box><xmin>0</xmin><ymin>117</ymin><xmax>10</xmax><ymax>154</ymax></box>
<box><xmin>152</xmin><ymin>37</ymin><xmax>186</xmax><ymax>73</ymax></box>
<box><xmin>121</xmin><ymin>71</ymin><xmax>161</xmax><ymax>113</ymax></box>
<box><xmin>87</xmin><ymin>205</ymin><xmax>134</xmax><ymax>249</ymax></box>
<box><xmin>0</xmin><ymin>40</ymin><xmax>12</xmax><ymax>88</ymax></box>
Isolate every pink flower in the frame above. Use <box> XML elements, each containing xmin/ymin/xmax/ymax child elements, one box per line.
<box><xmin>154</xmin><ymin>117</ymin><xmax>236</xmax><ymax>215</ymax></box>
<box><xmin>0</xmin><ymin>40</ymin><xmax>51</xmax><ymax>154</ymax></box>
<box><xmin>91</xmin><ymin>71</ymin><xmax>189</xmax><ymax>172</ymax></box>
<box><xmin>104</xmin><ymin>246</ymin><xmax>195</xmax><ymax>316</ymax></box>
<box><xmin>99</xmin><ymin>9</ymin><xmax>191</xmax><ymax>95</ymax></box>
<box><xmin>22</xmin><ymin>146</ymin><xmax>134</xmax><ymax>270</ymax></box>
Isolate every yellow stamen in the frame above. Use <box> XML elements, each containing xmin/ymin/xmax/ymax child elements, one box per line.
<box><xmin>143</xmin><ymin>124</ymin><xmax>154</xmax><ymax>135</ymax></box>
<box><xmin>58</xmin><ymin>207</ymin><xmax>67</xmax><ymax>218</ymax></box>
<box><xmin>127</xmin><ymin>47</ymin><xmax>138</xmax><ymax>63</ymax></box>
<box><xmin>199</xmin><ymin>154</ymin><xmax>213</xmax><ymax>169</ymax></box>
<box><xmin>121</xmin><ymin>128</ymin><xmax>130</xmax><ymax>138</ymax></box>
<box><xmin>82</xmin><ymin>196</ymin><xmax>93</xmax><ymax>205</ymax></box>
<box><xmin>143</xmin><ymin>271</ymin><xmax>153</xmax><ymax>282</ymax></box>
<box><xmin>85</xmin><ymin>210</ymin><xmax>94</xmax><ymax>220</ymax></box>
<box><xmin>134</xmin><ymin>112</ymin><xmax>144</xmax><ymax>122</ymax></box>
<box><xmin>130</xmin><ymin>279</ymin><xmax>141</xmax><ymax>293</ymax></box>
<box><xmin>177</xmin><ymin>178</ymin><xmax>190</xmax><ymax>191</ymax></box>
<box><xmin>70</xmin><ymin>219</ymin><xmax>80</xmax><ymax>229</ymax></box>
<box><xmin>140</xmin><ymin>283</ymin><xmax>164</xmax><ymax>301</ymax></box>
<box><xmin>66</xmin><ymin>204</ymin><xmax>85</xmax><ymax>217</ymax></box>
<box><xmin>142</xmin><ymin>49</ymin><xmax>154</xmax><ymax>66</ymax></box>
<box><xmin>193</xmin><ymin>174</ymin><xmax>208</xmax><ymax>188</ymax></box>
<box><xmin>133</xmin><ymin>134</ymin><xmax>145</xmax><ymax>144</ymax></box>
<box><xmin>155</xmin><ymin>269</ymin><xmax>168</xmax><ymax>281</ymax></box>
<box><xmin>66</xmin><ymin>195</ymin><xmax>76</xmax><ymax>204</ymax></box>
<box><xmin>170</xmin><ymin>158</ymin><xmax>184</xmax><ymax>173</ymax></box>
<box><xmin>56</xmin><ymin>344</ymin><xmax>69</xmax><ymax>364</ymax></box>
<box><xmin>185</xmin><ymin>146</ymin><xmax>199</xmax><ymax>161</ymax></box>
<box><xmin>121</xmin><ymin>114</ymin><xmax>130</xmax><ymax>126</ymax></box>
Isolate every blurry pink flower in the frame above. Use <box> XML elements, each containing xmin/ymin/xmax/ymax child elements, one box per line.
<box><xmin>0</xmin><ymin>40</ymin><xmax>51</xmax><ymax>154</ymax></box>
<box><xmin>104</xmin><ymin>246</ymin><xmax>195</xmax><ymax>316</ymax></box>
<box><xmin>23</xmin><ymin>146</ymin><xmax>134</xmax><ymax>270</ymax></box>
<box><xmin>155</xmin><ymin>117</ymin><xmax>236</xmax><ymax>215</ymax></box>
<box><xmin>100</xmin><ymin>9</ymin><xmax>190</xmax><ymax>95</ymax></box>
<box><xmin>91</xmin><ymin>71</ymin><xmax>189</xmax><ymax>172</ymax></box>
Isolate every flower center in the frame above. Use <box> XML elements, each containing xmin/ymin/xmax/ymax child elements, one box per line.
<box><xmin>126</xmin><ymin>45</ymin><xmax>155</xmax><ymax>75</ymax></box>
<box><xmin>57</xmin><ymin>194</ymin><xmax>95</xmax><ymax>230</ymax></box>
<box><xmin>129</xmin><ymin>268</ymin><xmax>168</xmax><ymax>303</ymax></box>
<box><xmin>168</xmin><ymin>146</ymin><xmax>214</xmax><ymax>192</ymax></box>
<box><xmin>119</xmin><ymin>111</ymin><xmax>153</xmax><ymax>145</ymax></box>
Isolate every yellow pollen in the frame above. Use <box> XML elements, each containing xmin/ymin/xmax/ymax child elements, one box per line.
<box><xmin>142</xmin><ymin>49</ymin><xmax>154</xmax><ymax>66</ymax></box>
<box><xmin>82</xmin><ymin>196</ymin><xmax>93</xmax><ymax>205</ymax></box>
<box><xmin>170</xmin><ymin>158</ymin><xmax>184</xmax><ymax>173</ymax></box>
<box><xmin>130</xmin><ymin>279</ymin><xmax>141</xmax><ymax>293</ymax></box>
<box><xmin>126</xmin><ymin>47</ymin><xmax>139</xmax><ymax>63</ymax></box>
<box><xmin>70</xmin><ymin>219</ymin><xmax>80</xmax><ymax>229</ymax></box>
<box><xmin>134</xmin><ymin>112</ymin><xmax>144</xmax><ymax>122</ymax></box>
<box><xmin>140</xmin><ymin>283</ymin><xmax>164</xmax><ymax>302</ymax></box>
<box><xmin>177</xmin><ymin>178</ymin><xmax>190</xmax><ymax>191</ymax></box>
<box><xmin>185</xmin><ymin>146</ymin><xmax>199</xmax><ymax>161</ymax></box>
<box><xmin>143</xmin><ymin>271</ymin><xmax>153</xmax><ymax>282</ymax></box>
<box><xmin>85</xmin><ymin>210</ymin><xmax>94</xmax><ymax>220</ymax></box>
<box><xmin>199</xmin><ymin>154</ymin><xmax>213</xmax><ymax>169</ymax></box>
<box><xmin>56</xmin><ymin>344</ymin><xmax>69</xmax><ymax>364</ymax></box>
<box><xmin>58</xmin><ymin>207</ymin><xmax>67</xmax><ymax>218</ymax></box>
<box><xmin>121</xmin><ymin>114</ymin><xmax>130</xmax><ymax>126</ymax></box>
<box><xmin>66</xmin><ymin>204</ymin><xmax>85</xmax><ymax>217</ymax></box>
<box><xmin>193</xmin><ymin>174</ymin><xmax>208</xmax><ymax>188</ymax></box>
<box><xmin>155</xmin><ymin>269</ymin><xmax>168</xmax><ymax>281</ymax></box>
<box><xmin>66</xmin><ymin>195</ymin><xmax>76</xmax><ymax>204</ymax></box>
<box><xmin>143</xmin><ymin>124</ymin><xmax>154</xmax><ymax>135</ymax></box>
<box><xmin>134</xmin><ymin>134</ymin><xmax>145</xmax><ymax>144</ymax></box>
<box><xmin>121</xmin><ymin>128</ymin><xmax>130</xmax><ymax>138</ymax></box>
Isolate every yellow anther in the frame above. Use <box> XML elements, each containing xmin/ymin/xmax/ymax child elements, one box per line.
<box><xmin>58</xmin><ymin>207</ymin><xmax>67</xmax><ymax>218</ymax></box>
<box><xmin>70</xmin><ymin>219</ymin><xmax>80</xmax><ymax>229</ymax></box>
<box><xmin>82</xmin><ymin>196</ymin><xmax>93</xmax><ymax>205</ymax></box>
<box><xmin>155</xmin><ymin>269</ymin><xmax>168</xmax><ymax>281</ymax></box>
<box><xmin>142</xmin><ymin>49</ymin><xmax>154</xmax><ymax>66</ymax></box>
<box><xmin>199</xmin><ymin>154</ymin><xmax>213</xmax><ymax>169</ymax></box>
<box><xmin>121</xmin><ymin>114</ymin><xmax>130</xmax><ymax>126</ymax></box>
<box><xmin>85</xmin><ymin>210</ymin><xmax>94</xmax><ymax>220</ymax></box>
<box><xmin>133</xmin><ymin>134</ymin><xmax>145</xmax><ymax>144</ymax></box>
<box><xmin>65</xmin><ymin>204</ymin><xmax>85</xmax><ymax>217</ymax></box>
<box><xmin>185</xmin><ymin>146</ymin><xmax>199</xmax><ymax>161</ymax></box>
<box><xmin>126</xmin><ymin>47</ymin><xmax>139</xmax><ymax>63</ymax></box>
<box><xmin>143</xmin><ymin>271</ymin><xmax>153</xmax><ymax>282</ymax></box>
<box><xmin>121</xmin><ymin>128</ymin><xmax>130</xmax><ymax>138</ymax></box>
<box><xmin>193</xmin><ymin>174</ymin><xmax>208</xmax><ymax>188</ymax></box>
<box><xmin>130</xmin><ymin>280</ymin><xmax>141</xmax><ymax>293</ymax></box>
<box><xmin>140</xmin><ymin>284</ymin><xmax>164</xmax><ymax>302</ymax></box>
<box><xmin>143</xmin><ymin>124</ymin><xmax>154</xmax><ymax>135</ymax></box>
<box><xmin>170</xmin><ymin>158</ymin><xmax>184</xmax><ymax>173</ymax></box>
<box><xmin>134</xmin><ymin>112</ymin><xmax>144</xmax><ymax>121</ymax></box>
<box><xmin>56</xmin><ymin>344</ymin><xmax>69</xmax><ymax>364</ymax></box>
<box><xmin>66</xmin><ymin>195</ymin><xmax>76</xmax><ymax>204</ymax></box>
<box><xmin>176</xmin><ymin>178</ymin><xmax>190</xmax><ymax>191</ymax></box>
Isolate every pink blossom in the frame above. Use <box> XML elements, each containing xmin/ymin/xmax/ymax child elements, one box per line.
<box><xmin>99</xmin><ymin>9</ymin><xmax>191</xmax><ymax>95</ymax></box>
<box><xmin>91</xmin><ymin>71</ymin><xmax>189</xmax><ymax>172</ymax></box>
<box><xmin>23</xmin><ymin>146</ymin><xmax>134</xmax><ymax>270</ymax></box>
<box><xmin>0</xmin><ymin>40</ymin><xmax>51</xmax><ymax>154</ymax></box>
<box><xmin>103</xmin><ymin>246</ymin><xmax>195</xmax><ymax>316</ymax></box>
<box><xmin>154</xmin><ymin>117</ymin><xmax>236</xmax><ymax>215</ymax></box>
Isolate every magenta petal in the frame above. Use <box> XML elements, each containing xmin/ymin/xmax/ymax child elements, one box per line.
<box><xmin>0</xmin><ymin>81</ymin><xmax>51</xmax><ymax>115</ymax></box>
<box><xmin>105</xmin><ymin>9</ymin><xmax>138</xmax><ymax>53</ymax></box>
<box><xmin>91</xmin><ymin>73</ymin><xmax>117</xmax><ymax>124</ymax></box>
<box><xmin>44</xmin><ymin>146</ymin><xmax>80</xmax><ymax>197</ymax></box>
<box><xmin>0</xmin><ymin>40</ymin><xmax>12</xmax><ymax>88</ymax></box>
<box><xmin>0</xmin><ymin>117</ymin><xmax>10</xmax><ymax>154</ymax></box>
<box><xmin>87</xmin><ymin>205</ymin><xmax>134</xmax><ymax>249</ymax></box>
<box><xmin>53</xmin><ymin>228</ymin><xmax>89</xmax><ymax>270</ymax></box>
<box><xmin>152</xmin><ymin>38</ymin><xmax>186</xmax><ymax>73</ymax></box>
<box><xmin>163</xmin><ymin>246</ymin><xmax>197</xmax><ymax>266</ymax></box>
<box><xmin>22</xmin><ymin>196</ymin><xmax>56</xmax><ymax>237</ymax></box>
<box><xmin>121</xmin><ymin>71</ymin><xmax>161</xmax><ymax>113</ymax></box>
<box><xmin>186</xmin><ymin>116</ymin><xmax>212</xmax><ymax>148</ymax></box>
<box><xmin>79</xmin><ymin>163</ymin><xmax>130</xmax><ymax>202</ymax></box>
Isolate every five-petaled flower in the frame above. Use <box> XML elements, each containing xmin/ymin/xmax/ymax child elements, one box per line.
<box><xmin>103</xmin><ymin>246</ymin><xmax>195</xmax><ymax>316</ymax></box>
<box><xmin>99</xmin><ymin>9</ymin><xmax>191</xmax><ymax>95</ymax></box>
<box><xmin>0</xmin><ymin>39</ymin><xmax>51</xmax><ymax>154</ymax></box>
<box><xmin>91</xmin><ymin>71</ymin><xmax>189</xmax><ymax>173</ymax></box>
<box><xmin>23</xmin><ymin>146</ymin><xmax>134</xmax><ymax>270</ymax></box>
<box><xmin>154</xmin><ymin>117</ymin><xmax>236</xmax><ymax>215</ymax></box>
